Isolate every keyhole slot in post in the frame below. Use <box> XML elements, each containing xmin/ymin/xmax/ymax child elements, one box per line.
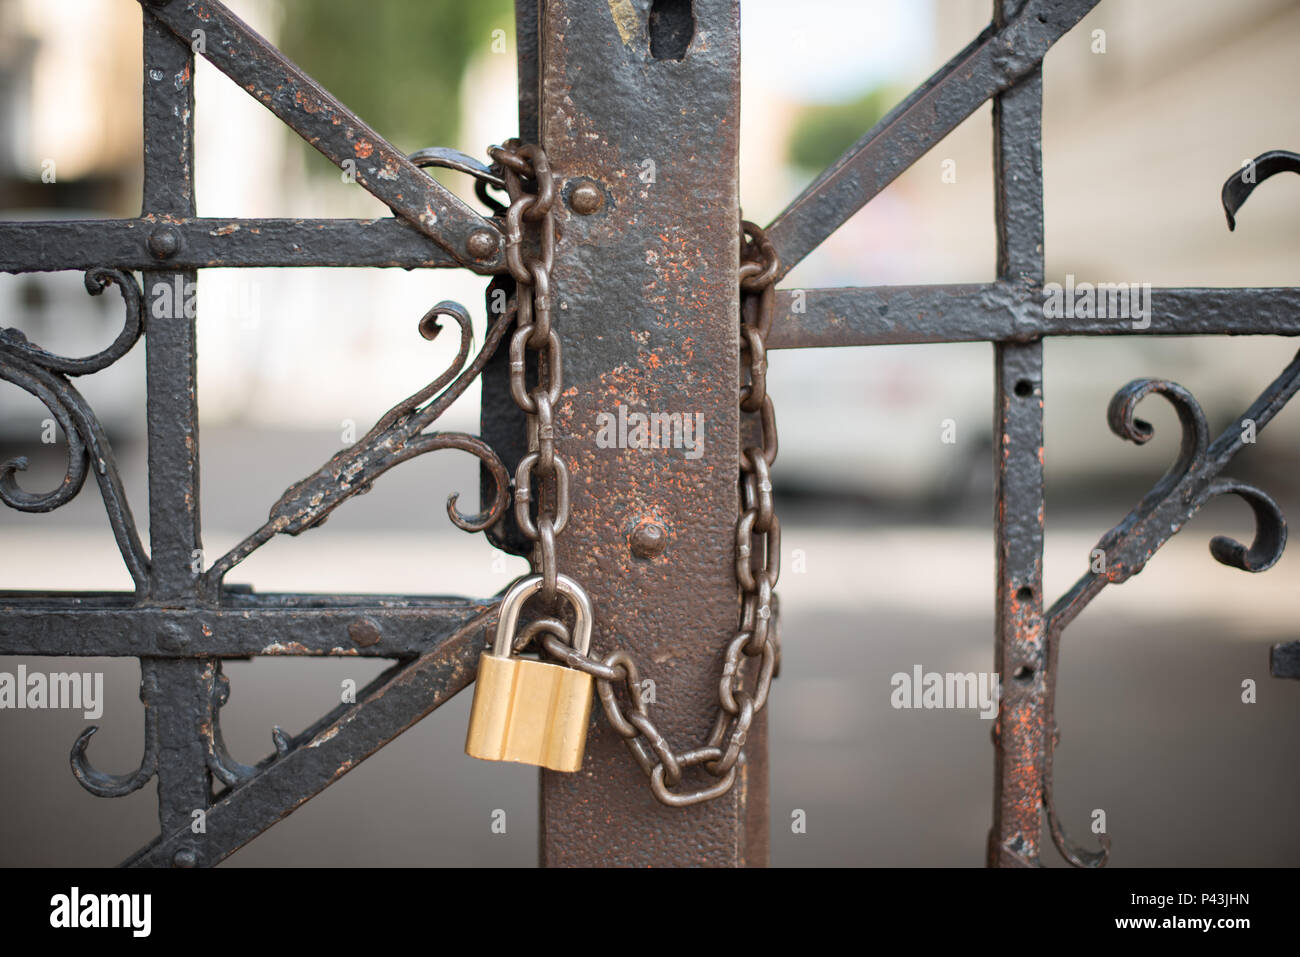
<box><xmin>649</xmin><ymin>0</ymin><xmax>694</xmax><ymax>60</ymax></box>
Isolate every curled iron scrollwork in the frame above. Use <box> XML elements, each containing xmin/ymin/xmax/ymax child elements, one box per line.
<box><xmin>1221</xmin><ymin>149</ymin><xmax>1300</xmax><ymax>232</ymax></box>
<box><xmin>0</xmin><ymin>268</ymin><xmax>150</xmax><ymax>592</ymax></box>
<box><xmin>70</xmin><ymin>660</ymin><xmax>161</xmax><ymax>798</ymax></box>
<box><xmin>203</xmin><ymin>299</ymin><xmax>513</xmax><ymax>595</ymax></box>
<box><xmin>1042</xmin><ymin>347</ymin><xmax>1300</xmax><ymax>866</ymax></box>
<box><xmin>1039</xmin><ymin>153</ymin><xmax>1300</xmax><ymax>866</ymax></box>
<box><xmin>204</xmin><ymin>661</ymin><xmax>289</xmax><ymax>788</ymax></box>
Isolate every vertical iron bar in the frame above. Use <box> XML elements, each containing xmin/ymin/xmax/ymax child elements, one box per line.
<box><xmin>537</xmin><ymin>0</ymin><xmax>763</xmax><ymax>865</ymax></box>
<box><xmin>988</xmin><ymin>0</ymin><xmax>1048</xmax><ymax>868</ymax></box>
<box><xmin>141</xmin><ymin>10</ymin><xmax>212</xmax><ymax>867</ymax></box>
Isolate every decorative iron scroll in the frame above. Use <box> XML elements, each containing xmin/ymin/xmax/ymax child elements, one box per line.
<box><xmin>72</xmin><ymin>663</ymin><xmax>160</xmax><ymax>798</ymax></box>
<box><xmin>200</xmin><ymin>299</ymin><xmax>511</xmax><ymax>599</ymax></box>
<box><xmin>0</xmin><ymin>268</ymin><xmax>150</xmax><ymax>593</ymax></box>
<box><xmin>1038</xmin><ymin>153</ymin><xmax>1300</xmax><ymax>867</ymax></box>
<box><xmin>1043</xmin><ymin>353</ymin><xmax>1299</xmax><ymax>866</ymax></box>
<box><xmin>0</xmin><ymin>280</ymin><xmax>509</xmax><ymax>602</ymax></box>
<box><xmin>1</xmin><ymin>288</ymin><xmax>510</xmax><ymax>805</ymax></box>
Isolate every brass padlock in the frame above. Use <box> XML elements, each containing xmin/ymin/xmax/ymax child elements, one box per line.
<box><xmin>465</xmin><ymin>573</ymin><xmax>594</xmax><ymax>772</ymax></box>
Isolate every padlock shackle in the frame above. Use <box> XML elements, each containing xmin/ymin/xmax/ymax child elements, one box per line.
<box><xmin>493</xmin><ymin>574</ymin><xmax>593</xmax><ymax>658</ymax></box>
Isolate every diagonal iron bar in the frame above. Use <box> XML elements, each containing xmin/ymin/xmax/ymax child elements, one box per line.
<box><xmin>123</xmin><ymin>605</ymin><xmax>496</xmax><ymax>867</ymax></box>
<box><xmin>136</xmin><ymin>0</ymin><xmax>503</xmax><ymax>272</ymax></box>
<box><xmin>765</xmin><ymin>0</ymin><xmax>1099</xmax><ymax>281</ymax></box>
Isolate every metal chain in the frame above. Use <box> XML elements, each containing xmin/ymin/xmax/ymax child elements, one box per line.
<box><xmin>489</xmin><ymin>140</ymin><xmax>568</xmax><ymax>607</ymax></box>
<box><xmin>493</xmin><ymin>151</ymin><xmax>782</xmax><ymax>807</ymax></box>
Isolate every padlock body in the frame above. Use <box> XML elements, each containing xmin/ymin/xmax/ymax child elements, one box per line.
<box><xmin>465</xmin><ymin>653</ymin><xmax>593</xmax><ymax>772</ymax></box>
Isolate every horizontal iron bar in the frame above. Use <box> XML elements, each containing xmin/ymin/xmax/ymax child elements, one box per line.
<box><xmin>0</xmin><ymin>591</ymin><xmax>493</xmax><ymax>657</ymax></box>
<box><xmin>768</xmin><ymin>283</ymin><xmax>1032</xmax><ymax>347</ymax></box>
<box><xmin>0</xmin><ymin>218</ymin><xmax>478</xmax><ymax>272</ymax></box>
<box><xmin>136</xmin><ymin>0</ymin><xmax>503</xmax><ymax>272</ymax></box>
<box><xmin>765</xmin><ymin>0</ymin><xmax>1100</xmax><ymax>281</ymax></box>
<box><xmin>124</xmin><ymin>604</ymin><xmax>495</xmax><ymax>867</ymax></box>
<box><xmin>766</xmin><ymin>284</ymin><xmax>1300</xmax><ymax>348</ymax></box>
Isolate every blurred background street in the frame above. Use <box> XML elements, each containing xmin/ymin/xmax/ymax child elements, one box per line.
<box><xmin>1</xmin><ymin>0</ymin><xmax>1299</xmax><ymax>865</ymax></box>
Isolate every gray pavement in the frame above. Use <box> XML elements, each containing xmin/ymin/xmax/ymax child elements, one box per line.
<box><xmin>1</xmin><ymin>427</ymin><xmax>1297</xmax><ymax>866</ymax></box>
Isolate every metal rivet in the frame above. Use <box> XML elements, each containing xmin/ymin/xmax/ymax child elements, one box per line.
<box><xmin>147</xmin><ymin>225</ymin><xmax>181</xmax><ymax>260</ymax></box>
<box><xmin>569</xmin><ymin>181</ymin><xmax>604</xmax><ymax>215</ymax></box>
<box><xmin>172</xmin><ymin>849</ymin><xmax>197</xmax><ymax>868</ymax></box>
<box><xmin>466</xmin><ymin>229</ymin><xmax>498</xmax><ymax>260</ymax></box>
<box><xmin>630</xmin><ymin>520</ymin><xmax>668</xmax><ymax>558</ymax></box>
<box><xmin>158</xmin><ymin>621</ymin><xmax>189</xmax><ymax>651</ymax></box>
<box><xmin>348</xmin><ymin>618</ymin><xmax>382</xmax><ymax>648</ymax></box>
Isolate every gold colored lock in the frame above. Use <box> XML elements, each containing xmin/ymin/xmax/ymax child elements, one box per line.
<box><xmin>465</xmin><ymin>573</ymin><xmax>594</xmax><ymax>772</ymax></box>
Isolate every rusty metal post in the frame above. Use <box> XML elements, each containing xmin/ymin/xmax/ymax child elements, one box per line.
<box><xmin>535</xmin><ymin>0</ymin><xmax>766</xmax><ymax>866</ymax></box>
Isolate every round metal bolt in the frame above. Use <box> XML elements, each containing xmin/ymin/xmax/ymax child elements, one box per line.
<box><xmin>630</xmin><ymin>520</ymin><xmax>669</xmax><ymax>558</ymax></box>
<box><xmin>569</xmin><ymin>181</ymin><xmax>604</xmax><ymax>215</ymax></box>
<box><xmin>158</xmin><ymin>621</ymin><xmax>190</xmax><ymax>652</ymax></box>
<box><xmin>172</xmin><ymin>849</ymin><xmax>197</xmax><ymax>868</ymax></box>
<box><xmin>348</xmin><ymin>617</ymin><xmax>383</xmax><ymax>648</ymax></box>
<box><xmin>465</xmin><ymin>229</ymin><xmax>498</xmax><ymax>260</ymax></box>
<box><xmin>147</xmin><ymin>225</ymin><xmax>181</xmax><ymax>260</ymax></box>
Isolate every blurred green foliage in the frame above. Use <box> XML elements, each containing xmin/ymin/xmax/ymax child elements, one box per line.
<box><xmin>278</xmin><ymin>0</ymin><xmax>514</xmax><ymax>178</ymax></box>
<box><xmin>786</xmin><ymin>86</ymin><xmax>902</xmax><ymax>173</ymax></box>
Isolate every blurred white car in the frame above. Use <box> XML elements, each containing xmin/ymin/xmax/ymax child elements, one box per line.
<box><xmin>770</xmin><ymin>331</ymin><xmax>1290</xmax><ymax>507</ymax></box>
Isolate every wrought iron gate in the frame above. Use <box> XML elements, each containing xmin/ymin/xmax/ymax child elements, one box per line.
<box><xmin>1</xmin><ymin>0</ymin><xmax>1297</xmax><ymax>867</ymax></box>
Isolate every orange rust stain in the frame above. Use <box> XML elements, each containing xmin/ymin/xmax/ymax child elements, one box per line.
<box><xmin>263</xmin><ymin>640</ymin><xmax>313</xmax><ymax>655</ymax></box>
<box><xmin>293</xmin><ymin>89</ymin><xmax>324</xmax><ymax>114</ymax></box>
<box><xmin>309</xmin><ymin>727</ymin><xmax>340</xmax><ymax>748</ymax></box>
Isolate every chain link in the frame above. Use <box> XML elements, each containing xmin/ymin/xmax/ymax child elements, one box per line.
<box><xmin>493</xmin><ymin>151</ymin><xmax>782</xmax><ymax>807</ymax></box>
<box><xmin>490</xmin><ymin>140</ymin><xmax>568</xmax><ymax>607</ymax></box>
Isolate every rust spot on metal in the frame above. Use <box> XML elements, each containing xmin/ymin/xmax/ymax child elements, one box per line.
<box><xmin>261</xmin><ymin>640</ymin><xmax>313</xmax><ymax>655</ymax></box>
<box><xmin>293</xmin><ymin>88</ymin><xmax>326</xmax><ymax>115</ymax></box>
<box><xmin>308</xmin><ymin>727</ymin><xmax>340</xmax><ymax>748</ymax></box>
